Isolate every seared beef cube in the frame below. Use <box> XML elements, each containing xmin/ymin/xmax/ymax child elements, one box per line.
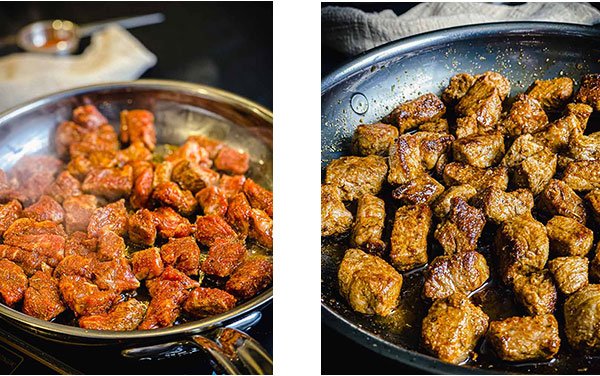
<box><xmin>152</xmin><ymin>206</ymin><xmax>194</xmax><ymax>239</ymax></box>
<box><xmin>171</xmin><ymin>160</ymin><xmax>219</xmax><ymax>193</ymax></box>
<box><xmin>195</xmin><ymin>215</ymin><xmax>238</xmax><ymax>247</ymax></box>
<box><xmin>4</xmin><ymin>219</ymin><xmax>66</xmax><ymax>267</ymax></box>
<box><xmin>432</xmin><ymin>184</ymin><xmax>477</xmax><ymax>218</ymax></box>
<box><xmin>128</xmin><ymin>209</ymin><xmax>157</xmax><ymax>246</ymax></box>
<box><xmin>166</xmin><ymin>139</ymin><xmax>212</xmax><ymax>167</ymax></box>
<box><xmin>131</xmin><ymin>247</ymin><xmax>164</xmax><ymax>280</ymax></box>
<box><xmin>487</xmin><ymin>314</ymin><xmax>560</xmax><ymax>362</ymax></box>
<box><xmin>117</xmin><ymin>142</ymin><xmax>152</xmax><ymax>167</ymax></box>
<box><xmin>152</xmin><ymin>160</ymin><xmax>174</xmax><ymax>188</ymax></box>
<box><xmin>502</xmin><ymin>134</ymin><xmax>557</xmax><ymax>195</ymax></box>
<box><xmin>566</xmin><ymin>132</ymin><xmax>600</xmax><ymax>162</ymax></box>
<box><xmin>496</xmin><ymin>213</ymin><xmax>549</xmax><ymax>285</ymax></box>
<box><xmin>419</xmin><ymin>118</ymin><xmax>449</xmax><ymax>133</ymax></box>
<box><xmin>201</xmin><ymin>239</ymin><xmax>247</xmax><ymax>277</ymax></box>
<box><xmin>471</xmin><ymin>187</ymin><xmax>533</xmax><ymax>224</ymax></box>
<box><xmin>249</xmin><ymin>209</ymin><xmax>273</xmax><ymax>249</ymax></box>
<box><xmin>183</xmin><ymin>287</ymin><xmax>237</xmax><ymax>317</ymax></box>
<box><xmin>59</xmin><ymin>275</ymin><xmax>117</xmax><ymax>317</ymax></box>
<box><xmin>421</xmin><ymin>293</ymin><xmax>488</xmax><ymax>364</ymax></box>
<box><xmin>563</xmin><ymin>160</ymin><xmax>600</xmax><ymax>191</ymax></box>
<box><xmin>586</xmin><ymin>189</ymin><xmax>600</xmax><ymax>223</ymax></box>
<box><xmin>0</xmin><ymin>200</ymin><xmax>22</xmax><ymax>236</ymax></box>
<box><xmin>72</xmin><ymin>104</ymin><xmax>108</xmax><ymax>129</ymax></box>
<box><xmin>219</xmin><ymin>174</ymin><xmax>246</xmax><ymax>199</ymax></box>
<box><xmin>0</xmin><ymin>245</ymin><xmax>45</xmax><ymax>276</ymax></box>
<box><xmin>79</xmin><ymin>299</ymin><xmax>146</xmax><ymax>331</ymax></box>
<box><xmin>196</xmin><ymin>186</ymin><xmax>228</xmax><ymax>217</ymax></box>
<box><xmin>526</xmin><ymin>77</ymin><xmax>574</xmax><ymax>111</ymax></box>
<box><xmin>532</xmin><ymin>107</ymin><xmax>589</xmax><ymax>153</ymax></box>
<box><xmin>70</xmin><ymin>124</ymin><xmax>119</xmax><ymax>156</ymax></box>
<box><xmin>82</xmin><ymin>165</ymin><xmax>133</xmax><ymax>202</ymax></box>
<box><xmin>44</xmin><ymin>171</ymin><xmax>81</xmax><ymax>203</ymax></box>
<box><xmin>64</xmin><ymin>231</ymin><xmax>97</xmax><ymax>257</ymax></box>
<box><xmin>423</xmin><ymin>251</ymin><xmax>489</xmax><ymax>300</ymax></box>
<box><xmin>87</xmin><ymin>199</ymin><xmax>128</xmax><ymax>237</ymax></box>
<box><xmin>352</xmin><ymin>123</ymin><xmax>399</xmax><ymax>156</ymax></box>
<box><xmin>442</xmin><ymin>73</ymin><xmax>476</xmax><ymax>105</ymax></box>
<box><xmin>119</xmin><ymin>109</ymin><xmax>156</xmax><ymax>150</ymax></box>
<box><xmin>540</xmin><ymin>179</ymin><xmax>587</xmax><ymax>224</ymax></box>
<box><xmin>146</xmin><ymin>266</ymin><xmax>199</xmax><ymax>296</ymax></box>
<box><xmin>434</xmin><ymin>197</ymin><xmax>485</xmax><ymax>255</ymax></box>
<box><xmin>214</xmin><ymin>146</ymin><xmax>250</xmax><ymax>175</ymax></box>
<box><xmin>321</xmin><ymin>185</ymin><xmax>353</xmax><ymax>237</ymax></box>
<box><xmin>455</xmin><ymin>116</ymin><xmax>480</xmax><ymax>139</ymax></box>
<box><xmin>390</xmin><ymin>204</ymin><xmax>432</xmax><ymax>271</ymax></box>
<box><xmin>455</xmin><ymin>71</ymin><xmax>510</xmax><ymax>130</ymax></box>
<box><xmin>22</xmin><ymin>271</ymin><xmax>65</xmax><ymax>321</ymax></box>
<box><xmin>130</xmin><ymin>160</ymin><xmax>154</xmax><ymax>209</ymax></box>
<box><xmin>548</xmin><ymin>256</ymin><xmax>588</xmax><ymax>295</ymax></box>
<box><xmin>93</xmin><ymin>258</ymin><xmax>140</xmax><ymax>293</ymax></box>
<box><xmin>452</xmin><ymin>133</ymin><xmax>504</xmax><ymax>168</ymax></box>
<box><xmin>187</xmin><ymin>135</ymin><xmax>224</xmax><ymax>159</ymax></box>
<box><xmin>243</xmin><ymin>178</ymin><xmax>273</xmax><ymax>218</ymax></box>
<box><xmin>97</xmin><ymin>230</ymin><xmax>126</xmax><ymax>261</ymax></box>
<box><xmin>443</xmin><ymin>162</ymin><xmax>508</xmax><ymax>192</ymax></box>
<box><xmin>502</xmin><ymin>94</ymin><xmax>548</xmax><ymax>137</ymax></box>
<box><xmin>566</xmin><ymin>102</ymin><xmax>594</xmax><ymax>128</ymax></box>
<box><xmin>226</xmin><ymin>255</ymin><xmax>273</xmax><ymax>300</ymax></box>
<box><xmin>11</xmin><ymin>155</ymin><xmax>64</xmax><ymax>205</ymax></box>
<box><xmin>546</xmin><ymin>216</ymin><xmax>593</xmax><ymax>257</ymax></box>
<box><xmin>575</xmin><ymin>73</ymin><xmax>600</xmax><ymax>111</ymax></box>
<box><xmin>54</xmin><ymin>121</ymin><xmax>86</xmax><ymax>159</ymax></box>
<box><xmin>160</xmin><ymin>237</ymin><xmax>200</xmax><ymax>276</ymax></box>
<box><xmin>22</xmin><ymin>195</ymin><xmax>64</xmax><ymax>223</ymax></box>
<box><xmin>53</xmin><ymin>255</ymin><xmax>95</xmax><ymax>279</ymax></box>
<box><xmin>513</xmin><ymin>271</ymin><xmax>557</xmax><ymax>316</ymax></box>
<box><xmin>0</xmin><ymin>259</ymin><xmax>28</xmax><ymax>306</ymax></box>
<box><xmin>350</xmin><ymin>194</ymin><xmax>385</xmax><ymax>255</ymax></box>
<box><xmin>564</xmin><ymin>284</ymin><xmax>600</xmax><ymax>350</ymax></box>
<box><xmin>383</xmin><ymin>93</ymin><xmax>446</xmax><ymax>133</ymax></box>
<box><xmin>325</xmin><ymin>155</ymin><xmax>387</xmax><ymax>201</ymax></box>
<box><xmin>152</xmin><ymin>182</ymin><xmax>197</xmax><ymax>216</ymax></box>
<box><xmin>391</xmin><ymin>174</ymin><xmax>445</xmax><ymax>205</ymax></box>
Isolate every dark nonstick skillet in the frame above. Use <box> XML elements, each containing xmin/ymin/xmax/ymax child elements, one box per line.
<box><xmin>321</xmin><ymin>22</ymin><xmax>600</xmax><ymax>374</ymax></box>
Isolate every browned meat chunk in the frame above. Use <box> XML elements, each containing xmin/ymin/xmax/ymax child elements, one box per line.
<box><xmin>152</xmin><ymin>181</ymin><xmax>197</xmax><ymax>216</ymax></box>
<box><xmin>44</xmin><ymin>171</ymin><xmax>81</xmax><ymax>203</ymax></box>
<box><xmin>243</xmin><ymin>178</ymin><xmax>273</xmax><ymax>218</ymax></box>
<box><xmin>196</xmin><ymin>186</ymin><xmax>228</xmax><ymax>217</ymax></box>
<box><xmin>383</xmin><ymin>93</ymin><xmax>446</xmax><ymax>133</ymax></box>
<box><xmin>225</xmin><ymin>255</ymin><xmax>273</xmax><ymax>300</ymax></box>
<box><xmin>59</xmin><ymin>275</ymin><xmax>117</xmax><ymax>317</ymax></box>
<box><xmin>564</xmin><ymin>284</ymin><xmax>600</xmax><ymax>351</ymax></box>
<box><xmin>4</xmin><ymin>218</ymin><xmax>66</xmax><ymax>267</ymax></box>
<box><xmin>53</xmin><ymin>255</ymin><xmax>95</xmax><ymax>279</ymax></box>
<box><xmin>533</xmin><ymin>103</ymin><xmax>592</xmax><ymax>153</ymax></box>
<box><xmin>214</xmin><ymin>146</ymin><xmax>250</xmax><ymax>175</ymax></box>
<box><xmin>0</xmin><ymin>200</ymin><xmax>22</xmax><ymax>236</ymax></box>
<box><xmin>130</xmin><ymin>161</ymin><xmax>153</xmax><ymax>209</ymax></box>
<box><xmin>452</xmin><ymin>133</ymin><xmax>504</xmax><ymax>168</ymax></box>
<box><xmin>454</xmin><ymin>116</ymin><xmax>480</xmax><ymax>139</ymax></box>
<box><xmin>502</xmin><ymin>94</ymin><xmax>548</xmax><ymax>137</ymax></box>
<box><xmin>566</xmin><ymin>132</ymin><xmax>600</xmax><ymax>162</ymax></box>
<box><xmin>390</xmin><ymin>204</ymin><xmax>432</xmax><ymax>271</ymax></box>
<box><xmin>22</xmin><ymin>271</ymin><xmax>65</xmax><ymax>321</ymax></box>
<box><xmin>152</xmin><ymin>207</ymin><xmax>193</xmax><ymax>239</ymax></box>
<box><xmin>487</xmin><ymin>314</ymin><xmax>560</xmax><ymax>362</ymax></box>
<box><xmin>79</xmin><ymin>299</ymin><xmax>147</xmax><ymax>331</ymax></box>
<box><xmin>171</xmin><ymin>160</ymin><xmax>219</xmax><ymax>193</ymax></box>
<box><xmin>502</xmin><ymin>134</ymin><xmax>557</xmax><ymax>195</ymax></box>
<box><xmin>513</xmin><ymin>271</ymin><xmax>557</xmax><ymax>316</ymax></box>
<box><xmin>64</xmin><ymin>231</ymin><xmax>97</xmax><ymax>257</ymax></box>
<box><xmin>350</xmin><ymin>194</ymin><xmax>385</xmax><ymax>256</ymax></box>
<box><xmin>96</xmin><ymin>230</ymin><xmax>126</xmax><ymax>261</ymax></box>
<box><xmin>93</xmin><ymin>258</ymin><xmax>140</xmax><ymax>293</ymax></box>
<box><xmin>0</xmin><ymin>259</ymin><xmax>28</xmax><ymax>306</ymax></box>
<box><xmin>131</xmin><ymin>247</ymin><xmax>164</xmax><ymax>280</ymax></box>
<box><xmin>548</xmin><ymin>256</ymin><xmax>589</xmax><ymax>295</ymax></box>
<box><xmin>434</xmin><ymin>197</ymin><xmax>485</xmax><ymax>255</ymax></box>
<box><xmin>63</xmin><ymin>194</ymin><xmax>97</xmax><ymax>234</ymax></box>
<box><xmin>563</xmin><ymin>160</ymin><xmax>600</xmax><ymax>191</ymax></box>
<box><xmin>201</xmin><ymin>239</ymin><xmax>247</xmax><ymax>277</ymax></box>
<box><xmin>423</xmin><ymin>251</ymin><xmax>489</xmax><ymax>300</ymax></box>
<box><xmin>443</xmin><ymin>162</ymin><xmax>508</xmax><ymax>192</ymax></box>
<box><xmin>186</xmin><ymin>135</ymin><xmax>224</xmax><ymax>159</ymax></box>
<box><xmin>442</xmin><ymin>73</ymin><xmax>476</xmax><ymax>105</ymax></box>
<box><xmin>128</xmin><ymin>209</ymin><xmax>157</xmax><ymax>246</ymax></box>
<box><xmin>0</xmin><ymin>245</ymin><xmax>46</xmax><ymax>276</ymax></box>
<box><xmin>325</xmin><ymin>155</ymin><xmax>387</xmax><ymax>201</ymax></box>
<box><xmin>321</xmin><ymin>184</ymin><xmax>352</xmax><ymax>237</ymax></box>
<box><xmin>54</xmin><ymin>121</ymin><xmax>87</xmax><ymax>159</ymax></box>
<box><xmin>225</xmin><ymin>191</ymin><xmax>252</xmax><ymax>236</ymax></box>
<box><xmin>575</xmin><ymin>73</ymin><xmax>600</xmax><ymax>111</ymax></box>
<box><xmin>166</xmin><ymin>139</ymin><xmax>212</xmax><ymax>167</ymax></box>
<box><xmin>183</xmin><ymin>287</ymin><xmax>237</xmax><ymax>317</ymax></box>
<box><xmin>249</xmin><ymin>208</ymin><xmax>273</xmax><ymax>249</ymax></box>
<box><xmin>540</xmin><ymin>179</ymin><xmax>587</xmax><ymax>224</ymax></box>
<box><xmin>546</xmin><ymin>216</ymin><xmax>593</xmax><ymax>257</ymax></box>
<box><xmin>152</xmin><ymin>160</ymin><xmax>173</xmax><ymax>188</ymax></box>
<box><xmin>455</xmin><ymin>71</ymin><xmax>510</xmax><ymax>130</ymax></box>
<box><xmin>586</xmin><ymin>189</ymin><xmax>600</xmax><ymax>223</ymax></box>
<box><xmin>120</xmin><ymin>109</ymin><xmax>156</xmax><ymax>150</ymax></box>
<box><xmin>22</xmin><ymin>195</ymin><xmax>64</xmax><ymax>223</ymax></box>
<box><xmin>195</xmin><ymin>214</ymin><xmax>238</xmax><ymax>247</ymax></box>
<box><xmin>419</xmin><ymin>118</ymin><xmax>449</xmax><ymax>133</ymax></box>
<box><xmin>351</xmin><ymin>123</ymin><xmax>399</xmax><ymax>156</ymax></box>
<box><xmin>391</xmin><ymin>174</ymin><xmax>445</xmax><ymax>205</ymax></box>
<box><xmin>421</xmin><ymin>293</ymin><xmax>488</xmax><ymax>364</ymax></box>
<box><xmin>88</xmin><ymin>199</ymin><xmax>128</xmax><ymax>237</ymax></box>
<box><xmin>219</xmin><ymin>174</ymin><xmax>246</xmax><ymax>199</ymax></box>
<box><xmin>82</xmin><ymin>165</ymin><xmax>133</xmax><ymax>202</ymax></box>
<box><xmin>526</xmin><ymin>77</ymin><xmax>574</xmax><ymax>111</ymax></box>
<box><xmin>495</xmin><ymin>213</ymin><xmax>549</xmax><ymax>285</ymax></box>
<box><xmin>72</xmin><ymin>104</ymin><xmax>108</xmax><ymax>129</ymax></box>
<box><xmin>160</xmin><ymin>237</ymin><xmax>200</xmax><ymax>276</ymax></box>
<box><xmin>471</xmin><ymin>187</ymin><xmax>533</xmax><ymax>224</ymax></box>
<box><xmin>431</xmin><ymin>184</ymin><xmax>477</xmax><ymax>218</ymax></box>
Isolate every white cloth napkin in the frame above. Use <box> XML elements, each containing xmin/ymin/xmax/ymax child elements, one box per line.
<box><xmin>0</xmin><ymin>25</ymin><xmax>157</xmax><ymax>111</ymax></box>
<box><xmin>322</xmin><ymin>2</ymin><xmax>600</xmax><ymax>56</ymax></box>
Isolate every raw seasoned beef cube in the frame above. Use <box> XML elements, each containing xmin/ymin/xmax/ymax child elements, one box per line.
<box><xmin>575</xmin><ymin>73</ymin><xmax>600</xmax><ymax>111</ymax></box>
<box><xmin>63</xmin><ymin>194</ymin><xmax>97</xmax><ymax>233</ymax></box>
<box><xmin>214</xmin><ymin>146</ymin><xmax>250</xmax><ymax>175</ymax></box>
<box><xmin>391</xmin><ymin>174</ymin><xmax>445</xmax><ymax>205</ymax></box>
<box><xmin>390</xmin><ymin>204</ymin><xmax>432</xmax><ymax>271</ymax></box>
<box><xmin>22</xmin><ymin>195</ymin><xmax>64</xmax><ymax>223</ymax></box>
<box><xmin>540</xmin><ymin>179</ymin><xmax>587</xmax><ymax>224</ymax></box>
<box><xmin>152</xmin><ymin>181</ymin><xmax>198</xmax><ymax>216</ymax></box>
<box><xmin>434</xmin><ymin>197</ymin><xmax>485</xmax><ymax>255</ymax></box>
<box><xmin>546</xmin><ymin>216</ymin><xmax>593</xmax><ymax>257</ymax></box>
<box><xmin>351</xmin><ymin>123</ymin><xmax>399</xmax><ymax>156</ymax></box>
<box><xmin>130</xmin><ymin>161</ymin><xmax>154</xmax><ymax>209</ymax></box>
<box><xmin>431</xmin><ymin>184</ymin><xmax>477</xmax><ymax>218</ymax></box>
<box><xmin>87</xmin><ymin>199</ymin><xmax>128</xmax><ymax>237</ymax></box>
<box><xmin>0</xmin><ymin>259</ymin><xmax>28</xmax><ymax>306</ymax></box>
<box><xmin>53</xmin><ymin>255</ymin><xmax>95</xmax><ymax>279</ymax></box>
<box><xmin>196</xmin><ymin>186</ymin><xmax>228</xmax><ymax>217</ymax></box>
<box><xmin>183</xmin><ymin>287</ymin><xmax>237</xmax><ymax>317</ymax></box>
<box><xmin>225</xmin><ymin>255</ymin><xmax>272</xmax><ymax>300</ymax></box>
<box><xmin>243</xmin><ymin>178</ymin><xmax>273</xmax><ymax>218</ymax></box>
<box><xmin>350</xmin><ymin>194</ymin><xmax>385</xmax><ymax>256</ymax></box>
<box><xmin>82</xmin><ymin>165</ymin><xmax>133</xmax><ymax>202</ymax></box>
<box><xmin>54</xmin><ymin>121</ymin><xmax>87</xmax><ymax>159</ymax></box>
<box><xmin>421</xmin><ymin>293</ymin><xmax>488</xmax><ymax>364</ymax></box>
<box><xmin>586</xmin><ymin>189</ymin><xmax>600</xmax><ymax>223</ymax></box>
<box><xmin>96</xmin><ymin>230</ymin><xmax>126</xmax><ymax>261</ymax></box>
<box><xmin>64</xmin><ymin>231</ymin><xmax>97</xmax><ymax>257</ymax></box>
<box><xmin>383</xmin><ymin>93</ymin><xmax>446</xmax><ymax>133</ymax></box>
<box><xmin>487</xmin><ymin>314</ymin><xmax>560</xmax><ymax>362</ymax></box>
<box><xmin>526</xmin><ymin>77</ymin><xmax>574</xmax><ymax>111</ymax></box>
<box><xmin>131</xmin><ymin>247</ymin><xmax>164</xmax><ymax>280</ymax></box>
<box><xmin>321</xmin><ymin>185</ymin><xmax>353</xmax><ymax>237</ymax></box>
<box><xmin>495</xmin><ymin>213</ymin><xmax>549</xmax><ymax>285</ymax></box>
<box><xmin>195</xmin><ymin>214</ymin><xmax>238</xmax><ymax>246</ymax></box>
<box><xmin>442</xmin><ymin>73</ymin><xmax>476</xmax><ymax>105</ymax></box>
<box><xmin>455</xmin><ymin>71</ymin><xmax>510</xmax><ymax>130</ymax></box>
<box><xmin>452</xmin><ymin>133</ymin><xmax>504</xmax><ymax>168</ymax></box>
<box><xmin>564</xmin><ymin>284</ymin><xmax>600</xmax><ymax>350</ymax></box>
<box><xmin>171</xmin><ymin>160</ymin><xmax>220</xmax><ymax>193</ymax></box>
<box><xmin>152</xmin><ymin>207</ymin><xmax>194</xmax><ymax>239</ymax></box>
<box><xmin>337</xmin><ymin>248</ymin><xmax>401</xmax><ymax>316</ymax></box>
<box><xmin>93</xmin><ymin>258</ymin><xmax>140</xmax><ymax>293</ymax></box>
<box><xmin>0</xmin><ymin>200</ymin><xmax>22</xmax><ymax>236</ymax></box>
<box><xmin>423</xmin><ymin>251</ymin><xmax>489</xmax><ymax>300</ymax></box>
<box><xmin>442</xmin><ymin>162</ymin><xmax>508</xmax><ymax>192</ymax></box>
<box><xmin>79</xmin><ymin>299</ymin><xmax>147</xmax><ymax>331</ymax></box>
<box><xmin>325</xmin><ymin>155</ymin><xmax>387</xmax><ymax>201</ymax></box>
<box><xmin>4</xmin><ymin>218</ymin><xmax>66</xmax><ymax>267</ymax></box>
<box><xmin>11</xmin><ymin>155</ymin><xmax>64</xmax><ymax>205</ymax></box>
<box><xmin>225</xmin><ymin>192</ymin><xmax>252</xmax><ymax>236</ymax></box>
<box><xmin>502</xmin><ymin>94</ymin><xmax>548</xmax><ymax>137</ymax></box>
<box><xmin>548</xmin><ymin>256</ymin><xmax>589</xmax><ymax>295</ymax></box>
<box><xmin>160</xmin><ymin>237</ymin><xmax>200</xmax><ymax>276</ymax></box>
<box><xmin>59</xmin><ymin>275</ymin><xmax>117</xmax><ymax>317</ymax></box>
<box><xmin>44</xmin><ymin>171</ymin><xmax>81</xmax><ymax>203</ymax></box>
<box><xmin>128</xmin><ymin>209</ymin><xmax>157</xmax><ymax>246</ymax></box>
<box><xmin>471</xmin><ymin>187</ymin><xmax>533</xmax><ymax>224</ymax></box>
<box><xmin>563</xmin><ymin>160</ymin><xmax>600</xmax><ymax>191</ymax></box>
<box><xmin>201</xmin><ymin>239</ymin><xmax>247</xmax><ymax>277</ymax></box>
<box><xmin>513</xmin><ymin>271</ymin><xmax>557</xmax><ymax>316</ymax></box>
<box><xmin>120</xmin><ymin>109</ymin><xmax>156</xmax><ymax>150</ymax></box>
<box><xmin>22</xmin><ymin>271</ymin><xmax>65</xmax><ymax>321</ymax></box>
<box><xmin>72</xmin><ymin>104</ymin><xmax>108</xmax><ymax>129</ymax></box>
<box><xmin>249</xmin><ymin>208</ymin><xmax>273</xmax><ymax>249</ymax></box>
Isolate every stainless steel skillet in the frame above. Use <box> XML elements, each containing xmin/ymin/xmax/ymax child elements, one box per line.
<box><xmin>321</xmin><ymin>22</ymin><xmax>600</xmax><ymax>374</ymax></box>
<box><xmin>0</xmin><ymin>79</ymin><xmax>273</xmax><ymax>374</ymax></box>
